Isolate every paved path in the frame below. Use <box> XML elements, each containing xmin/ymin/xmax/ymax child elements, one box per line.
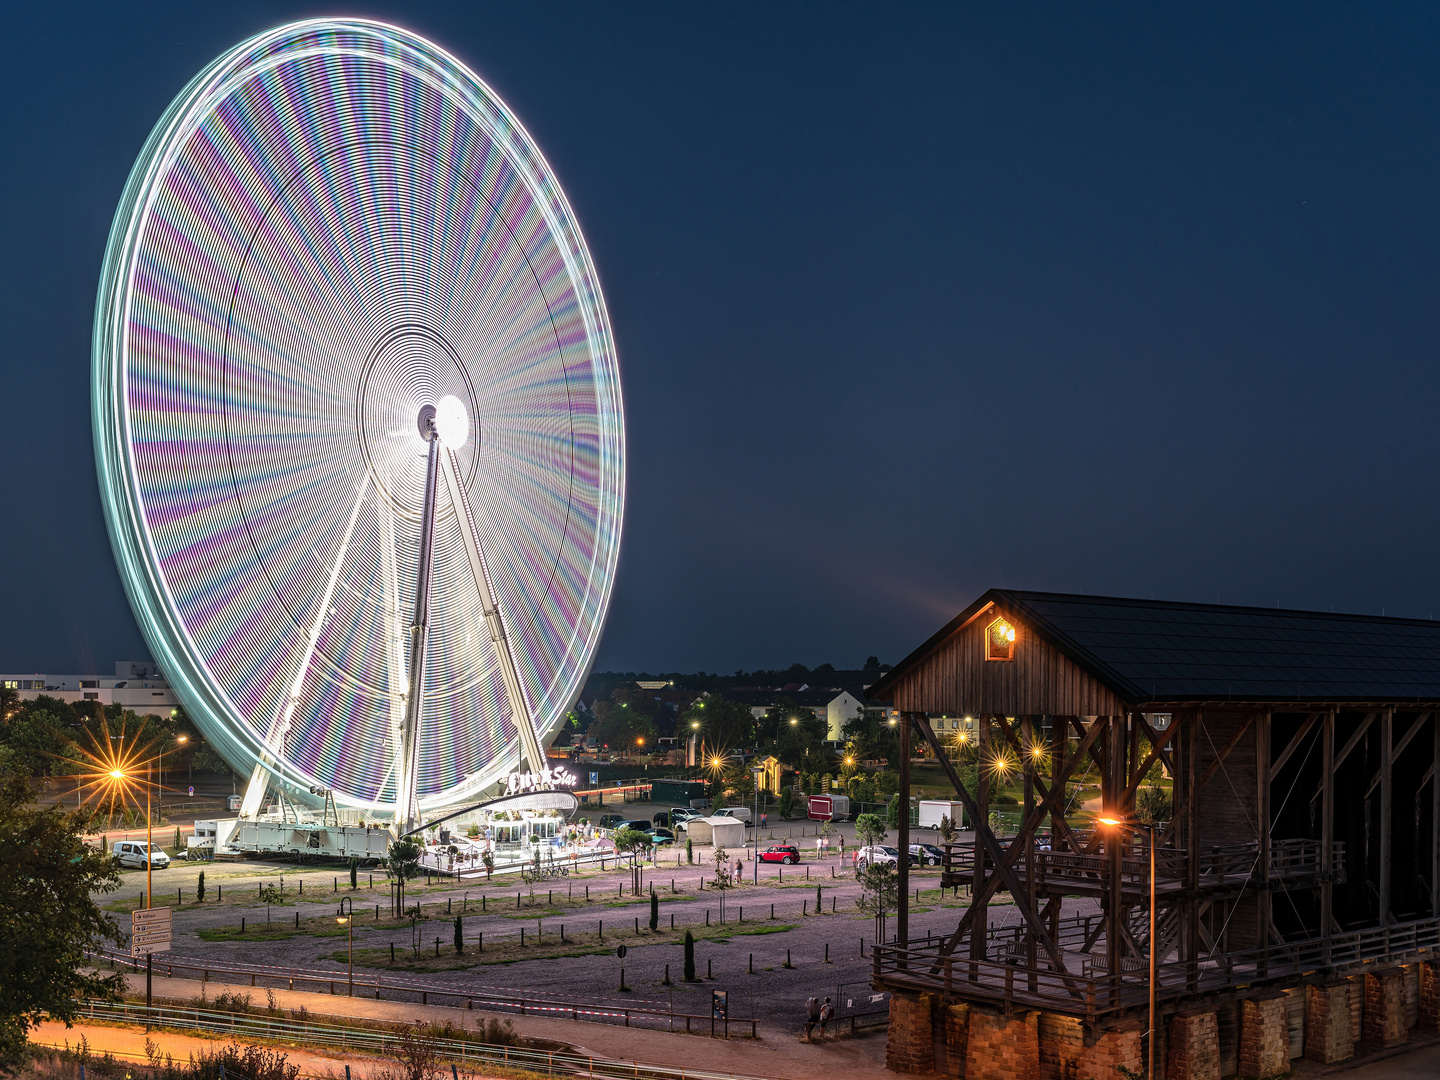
<box><xmin>107</xmin><ymin>970</ymin><xmax>893</xmax><ymax>1080</ymax></box>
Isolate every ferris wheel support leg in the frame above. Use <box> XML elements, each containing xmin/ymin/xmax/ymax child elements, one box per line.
<box><xmin>238</xmin><ymin>763</ymin><xmax>271</xmax><ymax>819</ymax></box>
<box><xmin>440</xmin><ymin>447</ymin><xmax>546</xmax><ymax>774</ymax></box>
<box><xmin>396</xmin><ymin>423</ymin><xmax>441</xmax><ymax>836</ymax></box>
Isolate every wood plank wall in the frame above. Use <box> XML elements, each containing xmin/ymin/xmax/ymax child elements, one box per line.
<box><xmin>890</xmin><ymin>605</ymin><xmax>1127</xmax><ymax>716</ymax></box>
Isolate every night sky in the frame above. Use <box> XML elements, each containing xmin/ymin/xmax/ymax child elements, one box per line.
<box><xmin>5</xmin><ymin>4</ymin><xmax>1440</xmax><ymax>676</ymax></box>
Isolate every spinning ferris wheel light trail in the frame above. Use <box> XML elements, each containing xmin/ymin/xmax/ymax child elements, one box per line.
<box><xmin>93</xmin><ymin>20</ymin><xmax>624</xmax><ymax>827</ymax></box>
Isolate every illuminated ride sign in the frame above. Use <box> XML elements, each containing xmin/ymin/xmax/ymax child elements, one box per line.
<box><xmin>504</xmin><ymin>767</ymin><xmax>578</xmax><ymax>797</ymax></box>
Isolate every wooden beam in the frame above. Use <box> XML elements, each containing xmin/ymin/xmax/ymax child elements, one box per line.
<box><xmin>939</xmin><ymin>712</ymin><xmax>1103</xmax><ymax>942</ymax></box>
<box><xmin>897</xmin><ymin>711</ymin><xmax>911</xmax><ymax>947</ymax></box>
<box><xmin>1256</xmin><ymin>710</ymin><xmax>1272</xmax><ymax>977</ymax></box>
<box><xmin>1379</xmin><ymin>707</ymin><xmax>1393</xmax><ymax>926</ymax></box>
<box><xmin>1433</xmin><ymin>712</ymin><xmax>1439</xmax><ymax>919</ymax></box>
<box><xmin>1310</xmin><ymin>711</ymin><xmax>1377</xmax><ymax>802</ymax></box>
<box><xmin>1270</xmin><ymin>712</ymin><xmax>1321</xmax><ymax>778</ymax></box>
<box><xmin>1133</xmin><ymin>712</ymin><xmax>1177</xmax><ymax>783</ymax></box>
<box><xmin>1364</xmin><ymin>712</ymin><xmax>1432</xmax><ymax>799</ymax></box>
<box><xmin>1159</xmin><ymin>712</ymin><xmax>1256</xmax><ymax>847</ymax></box>
<box><xmin>1320</xmin><ymin>710</ymin><xmax>1334</xmax><ymax>954</ymax></box>
<box><xmin>915</xmin><ymin>715</ymin><xmax>1087</xmax><ymax>979</ymax></box>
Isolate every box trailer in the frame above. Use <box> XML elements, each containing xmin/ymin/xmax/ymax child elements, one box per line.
<box><xmin>807</xmin><ymin>794</ymin><xmax>850</xmax><ymax>821</ymax></box>
<box><xmin>917</xmin><ymin>800</ymin><xmax>965</xmax><ymax>830</ymax></box>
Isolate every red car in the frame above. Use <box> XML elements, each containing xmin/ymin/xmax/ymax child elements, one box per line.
<box><xmin>759</xmin><ymin>845</ymin><xmax>800</xmax><ymax>864</ymax></box>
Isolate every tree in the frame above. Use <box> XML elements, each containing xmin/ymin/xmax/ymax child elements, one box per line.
<box><xmin>683</xmin><ymin>930</ymin><xmax>696</xmax><ymax>981</ymax></box>
<box><xmin>854</xmin><ymin>813</ymin><xmax>886</xmax><ymax>847</ymax></box>
<box><xmin>777</xmin><ymin>789</ymin><xmax>795</xmax><ymax>819</ymax></box>
<box><xmin>388</xmin><ymin>840</ymin><xmax>422</xmax><ymax>912</ymax></box>
<box><xmin>724</xmin><ymin>764</ymin><xmax>755</xmax><ymax>802</ymax></box>
<box><xmin>197</xmin><ymin>869</ymin><xmax>206</xmax><ymax>902</ymax></box>
<box><xmin>855</xmin><ymin>861</ymin><xmax>899</xmax><ymax>942</ymax></box>
<box><xmin>649</xmin><ymin>890</ymin><xmax>659</xmax><ymax>931</ymax></box>
<box><xmin>349</xmin><ymin>857</ymin><xmax>358</xmax><ymax>890</ymax></box>
<box><xmin>681</xmin><ymin>695</ymin><xmax>755</xmax><ymax>756</ymax></box>
<box><xmin>886</xmin><ymin>793</ymin><xmax>901</xmax><ymax>828</ymax></box>
<box><xmin>612</xmin><ymin>827</ymin><xmax>651</xmax><ymax>894</ymax></box>
<box><xmin>764</xmin><ymin>699</ymin><xmax>828</xmax><ymax>769</ymax></box>
<box><xmin>454</xmin><ymin>916</ymin><xmax>464</xmax><ymax>955</ymax></box>
<box><xmin>938</xmin><ymin>815</ymin><xmax>957</xmax><ymax>845</ymax></box>
<box><xmin>0</xmin><ymin>768</ymin><xmax>126</xmax><ymax>1069</ymax></box>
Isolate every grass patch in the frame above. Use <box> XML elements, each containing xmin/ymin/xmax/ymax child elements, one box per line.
<box><xmin>333</xmin><ymin>921</ymin><xmax>798</xmax><ymax>970</ymax></box>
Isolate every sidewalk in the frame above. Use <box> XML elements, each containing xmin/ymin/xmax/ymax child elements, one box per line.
<box><xmin>102</xmin><ymin>971</ymin><xmax>892</xmax><ymax>1080</ymax></box>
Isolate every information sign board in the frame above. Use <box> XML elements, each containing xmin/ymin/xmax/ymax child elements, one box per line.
<box><xmin>131</xmin><ymin>907</ymin><xmax>172</xmax><ymax>956</ymax></box>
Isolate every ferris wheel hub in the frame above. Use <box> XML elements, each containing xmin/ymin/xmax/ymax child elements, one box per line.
<box><xmin>417</xmin><ymin>404</ymin><xmax>438</xmax><ymax>443</ymax></box>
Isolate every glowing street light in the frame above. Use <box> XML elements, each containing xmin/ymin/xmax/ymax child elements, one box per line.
<box><xmin>336</xmin><ymin>914</ymin><xmax>353</xmax><ymax>994</ymax></box>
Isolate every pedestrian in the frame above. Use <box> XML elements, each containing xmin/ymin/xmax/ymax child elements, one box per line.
<box><xmin>735</xmin><ymin>857</ymin><xmax>743</xmax><ymax>880</ymax></box>
<box><xmin>818</xmin><ymin>997</ymin><xmax>834</xmax><ymax>1039</ymax></box>
<box><xmin>803</xmin><ymin>995</ymin><xmax>820</xmax><ymax>1041</ymax></box>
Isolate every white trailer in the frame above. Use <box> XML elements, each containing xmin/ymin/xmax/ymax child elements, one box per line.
<box><xmin>918</xmin><ymin>800</ymin><xmax>965</xmax><ymax>830</ymax></box>
<box><xmin>206</xmin><ymin>818</ymin><xmax>394</xmax><ymax>860</ymax></box>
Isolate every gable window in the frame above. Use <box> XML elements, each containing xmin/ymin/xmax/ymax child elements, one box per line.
<box><xmin>986</xmin><ymin>617</ymin><xmax>1017</xmax><ymax>661</ymax></box>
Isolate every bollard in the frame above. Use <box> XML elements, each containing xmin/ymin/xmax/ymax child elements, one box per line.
<box><xmin>521</xmin><ymin>928</ymin><xmax>525</xmax><ymax>946</ymax></box>
<box><xmin>635</xmin><ymin>917</ymin><xmax>639</xmax><ymax>935</ymax></box>
<box><xmin>832</xmin><ymin>897</ymin><xmax>836</xmax><ymax>913</ymax></box>
<box><xmin>749</xmin><ymin>953</ymin><xmax>753</xmax><ymax>973</ymax></box>
<box><xmin>300</xmin><ymin>880</ymin><xmax>304</xmax><ymax>895</ymax></box>
<box><xmin>240</xmin><ymin>917</ymin><xmax>245</xmax><ymax>933</ymax></box>
<box><xmin>218</xmin><ymin>885</ymin><xmax>222</xmax><ymax>901</ymax></box>
<box><xmin>561</xmin><ymin>925</ymin><xmax>565</xmax><ymax>942</ymax></box>
<box><xmin>706</xmin><ymin>910</ymin><xmax>709</xmax><ymax>926</ymax></box>
<box><xmin>785</xmin><ymin>948</ymin><xmax>792</xmax><ymax>968</ymax></box>
<box><xmin>478</xmin><ymin>932</ymin><xmax>482</xmax><ymax>953</ymax></box>
<box><xmin>825</xmin><ymin>943</ymin><xmax>829</xmax><ymax>963</ymax></box>
<box><xmin>448</xmin><ymin>898</ymin><xmax>452</xmax><ymax>913</ymax></box>
<box><xmin>334</xmin><ymin>877</ymin><xmax>337</xmax><ymax>892</ymax></box>
<box><xmin>599</xmin><ymin>920</ymin><xmax>603</xmax><ymax>941</ymax></box>
<box><xmin>860</xmin><ymin>937</ymin><xmax>865</xmax><ymax>957</ymax></box>
<box><xmin>803</xmin><ymin>900</ymin><xmax>807</xmax><ymax>915</ymax></box>
<box><xmin>771</xmin><ymin>903</ymin><xmax>774</xmax><ymax>919</ymax></box>
<box><xmin>517</xmin><ymin>892</ymin><xmax>521</xmax><ymax>908</ymax></box>
<box><xmin>586</xmin><ymin>886</ymin><xmax>589</xmax><ymax>900</ymax></box>
<box><xmin>483</xmin><ymin>896</ymin><xmax>487</xmax><ymax>912</ymax></box>
<box><xmin>707</xmin><ymin>958</ymin><xmax>712</xmax><ymax>978</ymax></box>
<box><xmin>295</xmin><ymin>912</ymin><xmax>299</xmax><ymax>928</ymax></box>
<box><xmin>391</xmin><ymin>943</ymin><xmax>395</xmax><ymax>962</ymax></box>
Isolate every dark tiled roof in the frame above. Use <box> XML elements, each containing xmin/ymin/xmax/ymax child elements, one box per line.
<box><xmin>869</xmin><ymin>589</ymin><xmax>1440</xmax><ymax>704</ymax></box>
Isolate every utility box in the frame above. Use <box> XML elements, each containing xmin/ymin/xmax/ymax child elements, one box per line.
<box><xmin>807</xmin><ymin>794</ymin><xmax>850</xmax><ymax>821</ymax></box>
<box><xmin>918</xmin><ymin>799</ymin><xmax>965</xmax><ymax>830</ymax></box>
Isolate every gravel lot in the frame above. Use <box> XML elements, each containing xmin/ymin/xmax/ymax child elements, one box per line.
<box><xmin>99</xmin><ymin>817</ymin><xmax>1085</xmax><ymax>1040</ymax></box>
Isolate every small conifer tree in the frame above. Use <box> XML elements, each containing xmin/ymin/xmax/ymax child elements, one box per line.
<box><xmin>683</xmin><ymin>930</ymin><xmax>696</xmax><ymax>981</ymax></box>
<box><xmin>649</xmin><ymin>890</ymin><xmax>659</xmax><ymax>931</ymax></box>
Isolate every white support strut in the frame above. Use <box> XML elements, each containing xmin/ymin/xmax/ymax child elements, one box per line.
<box><xmin>440</xmin><ymin>446</ymin><xmax>546</xmax><ymax>774</ymax></box>
<box><xmin>239</xmin><ymin>477</ymin><xmax>371</xmax><ymax>819</ymax></box>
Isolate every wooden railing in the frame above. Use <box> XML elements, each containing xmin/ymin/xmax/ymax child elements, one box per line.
<box><xmin>940</xmin><ymin>837</ymin><xmax>1343</xmax><ymax>891</ymax></box>
<box><xmin>872</xmin><ymin>914</ymin><xmax>1440</xmax><ymax>1022</ymax></box>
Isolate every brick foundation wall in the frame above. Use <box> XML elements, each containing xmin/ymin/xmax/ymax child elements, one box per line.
<box><xmin>966</xmin><ymin>1010</ymin><xmax>1039</xmax><ymax>1080</ymax></box>
<box><xmin>1304</xmin><ymin>980</ymin><xmax>1352</xmax><ymax>1064</ymax></box>
<box><xmin>1167</xmin><ymin>1010</ymin><xmax>1219</xmax><ymax>1080</ymax></box>
<box><xmin>1420</xmin><ymin>961</ymin><xmax>1440</xmax><ymax>1037</ymax></box>
<box><xmin>1362</xmin><ymin>969</ymin><xmax>1406</xmax><ymax>1051</ymax></box>
<box><xmin>939</xmin><ymin>1003</ymin><xmax>970</xmax><ymax>1078</ymax></box>
<box><xmin>1238</xmin><ymin>995</ymin><xmax>1287</xmax><ymax>1079</ymax></box>
<box><xmin>887</xmin><ymin>991</ymin><xmax>936</xmax><ymax>1074</ymax></box>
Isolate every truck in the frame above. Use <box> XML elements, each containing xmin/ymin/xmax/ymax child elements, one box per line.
<box><xmin>806</xmin><ymin>794</ymin><xmax>850</xmax><ymax>821</ymax></box>
<box><xmin>917</xmin><ymin>799</ymin><xmax>965</xmax><ymax>830</ymax></box>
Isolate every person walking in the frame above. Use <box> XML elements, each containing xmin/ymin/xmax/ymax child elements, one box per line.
<box><xmin>803</xmin><ymin>995</ymin><xmax>820</xmax><ymax>1041</ymax></box>
<box><xmin>817</xmin><ymin>997</ymin><xmax>834</xmax><ymax>1040</ymax></box>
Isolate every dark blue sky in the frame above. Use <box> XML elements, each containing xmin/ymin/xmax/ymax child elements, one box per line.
<box><xmin>6</xmin><ymin>4</ymin><xmax>1440</xmax><ymax>675</ymax></box>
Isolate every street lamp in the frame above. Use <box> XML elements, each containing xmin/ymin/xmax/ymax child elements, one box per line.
<box><xmin>336</xmin><ymin>914</ymin><xmax>353</xmax><ymax>995</ymax></box>
<box><xmin>1098</xmin><ymin>814</ymin><xmax>1158</xmax><ymax>1080</ymax></box>
<box><xmin>752</xmin><ymin>764</ymin><xmax>764</xmax><ymax>883</ymax></box>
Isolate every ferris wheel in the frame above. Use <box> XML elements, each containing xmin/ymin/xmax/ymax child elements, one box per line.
<box><xmin>92</xmin><ymin>20</ymin><xmax>624</xmax><ymax>831</ymax></box>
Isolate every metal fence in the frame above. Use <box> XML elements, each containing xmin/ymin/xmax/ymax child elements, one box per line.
<box><xmin>72</xmin><ymin>1000</ymin><xmax>771</xmax><ymax>1080</ymax></box>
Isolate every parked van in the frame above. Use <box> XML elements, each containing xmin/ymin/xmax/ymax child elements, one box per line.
<box><xmin>714</xmin><ymin>806</ymin><xmax>752</xmax><ymax>823</ymax></box>
<box><xmin>114</xmin><ymin>840</ymin><xmax>169</xmax><ymax>870</ymax></box>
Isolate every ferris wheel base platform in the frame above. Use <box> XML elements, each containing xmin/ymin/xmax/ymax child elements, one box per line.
<box><xmin>206</xmin><ymin>818</ymin><xmax>396</xmax><ymax>862</ymax></box>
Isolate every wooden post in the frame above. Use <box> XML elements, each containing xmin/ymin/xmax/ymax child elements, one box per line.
<box><xmin>1187</xmin><ymin>708</ymin><xmax>1201</xmax><ymax>990</ymax></box>
<box><xmin>1433</xmin><ymin>712</ymin><xmax>1440</xmax><ymax>918</ymax></box>
<box><xmin>1106</xmin><ymin>714</ymin><xmax>1123</xmax><ymax>980</ymax></box>
<box><xmin>970</xmin><ymin>714</ymin><xmax>990</xmax><ymax>965</ymax></box>
<box><xmin>1257</xmin><ymin>710</ymin><xmax>1272</xmax><ymax>978</ymax></box>
<box><xmin>1321</xmin><ymin>709</ymin><xmax>1335</xmax><ymax>954</ymax></box>
<box><xmin>897</xmin><ymin>712</ymin><xmax>911</xmax><ymax>949</ymax></box>
<box><xmin>1023</xmin><ymin>714</ymin><xmax>1037</xmax><ymax>984</ymax></box>
<box><xmin>1379</xmin><ymin>707</ymin><xmax>1393</xmax><ymax>925</ymax></box>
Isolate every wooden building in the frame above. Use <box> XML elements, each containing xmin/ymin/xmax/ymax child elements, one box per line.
<box><xmin>864</xmin><ymin>589</ymin><xmax>1440</xmax><ymax>1078</ymax></box>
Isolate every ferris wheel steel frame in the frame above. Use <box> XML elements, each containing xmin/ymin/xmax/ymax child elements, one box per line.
<box><xmin>92</xmin><ymin>19</ymin><xmax>624</xmax><ymax>824</ymax></box>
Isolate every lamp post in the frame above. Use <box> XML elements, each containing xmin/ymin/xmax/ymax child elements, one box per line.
<box><xmin>752</xmin><ymin>764</ymin><xmax>764</xmax><ymax>883</ymax></box>
<box><xmin>336</xmin><ymin>914</ymin><xmax>353</xmax><ymax>995</ymax></box>
<box><xmin>1098</xmin><ymin>814</ymin><xmax>1157</xmax><ymax>1080</ymax></box>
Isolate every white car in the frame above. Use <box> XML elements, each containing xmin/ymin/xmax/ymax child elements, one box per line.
<box><xmin>855</xmin><ymin>845</ymin><xmax>901</xmax><ymax>870</ymax></box>
<box><xmin>114</xmin><ymin>840</ymin><xmax>169</xmax><ymax>870</ymax></box>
